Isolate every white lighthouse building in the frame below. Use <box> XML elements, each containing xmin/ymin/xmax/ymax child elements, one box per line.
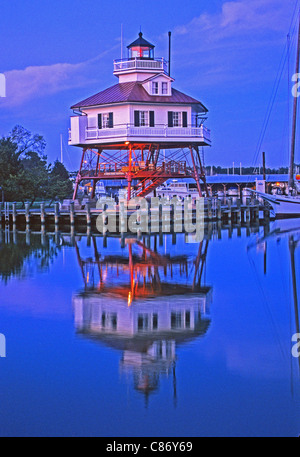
<box><xmin>68</xmin><ymin>32</ymin><xmax>211</xmax><ymax>200</ymax></box>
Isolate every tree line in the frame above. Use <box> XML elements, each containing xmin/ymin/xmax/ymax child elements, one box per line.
<box><xmin>0</xmin><ymin>125</ymin><xmax>73</xmax><ymax>205</ymax></box>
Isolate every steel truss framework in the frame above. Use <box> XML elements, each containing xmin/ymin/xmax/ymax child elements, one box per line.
<box><xmin>73</xmin><ymin>142</ymin><xmax>210</xmax><ymax>200</ymax></box>
<box><xmin>75</xmin><ymin>236</ymin><xmax>210</xmax><ymax>300</ymax></box>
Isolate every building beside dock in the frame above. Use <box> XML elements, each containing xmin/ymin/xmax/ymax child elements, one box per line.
<box><xmin>68</xmin><ymin>32</ymin><xmax>211</xmax><ymax>200</ymax></box>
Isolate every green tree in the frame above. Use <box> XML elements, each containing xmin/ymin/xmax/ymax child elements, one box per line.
<box><xmin>48</xmin><ymin>160</ymin><xmax>73</xmax><ymax>202</ymax></box>
<box><xmin>0</xmin><ymin>137</ymin><xmax>23</xmax><ymax>201</ymax></box>
<box><xmin>19</xmin><ymin>151</ymin><xmax>50</xmax><ymax>205</ymax></box>
<box><xmin>0</xmin><ymin>126</ymin><xmax>50</xmax><ymax>203</ymax></box>
<box><xmin>10</xmin><ymin>125</ymin><xmax>46</xmax><ymax>157</ymax></box>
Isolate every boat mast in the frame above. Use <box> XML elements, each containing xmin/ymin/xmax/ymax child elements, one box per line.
<box><xmin>289</xmin><ymin>235</ymin><xmax>300</xmax><ymax>372</ymax></box>
<box><xmin>60</xmin><ymin>134</ymin><xmax>63</xmax><ymax>164</ymax></box>
<box><xmin>289</xmin><ymin>11</ymin><xmax>300</xmax><ymax>191</ymax></box>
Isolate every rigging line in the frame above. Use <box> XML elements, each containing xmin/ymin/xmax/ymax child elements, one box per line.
<box><xmin>288</xmin><ymin>32</ymin><xmax>291</xmax><ymax>168</ymax></box>
<box><xmin>250</xmin><ymin>47</ymin><xmax>289</xmax><ymax>173</ymax></box>
<box><xmin>279</xmin><ymin>83</ymin><xmax>292</xmax><ymax>166</ymax></box>
<box><xmin>62</xmin><ymin>137</ymin><xmax>76</xmax><ymax>171</ymax></box>
<box><xmin>247</xmin><ymin>249</ymin><xmax>288</xmax><ymax>360</ymax></box>
<box><xmin>289</xmin><ymin>1</ymin><xmax>300</xmax><ymax>36</ymax></box>
<box><xmin>249</xmin><ymin>6</ymin><xmax>300</xmax><ymax>176</ymax></box>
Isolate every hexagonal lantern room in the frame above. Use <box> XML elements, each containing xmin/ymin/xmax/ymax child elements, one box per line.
<box><xmin>68</xmin><ymin>32</ymin><xmax>211</xmax><ymax>200</ymax></box>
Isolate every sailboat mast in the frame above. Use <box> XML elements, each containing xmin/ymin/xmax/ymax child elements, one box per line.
<box><xmin>60</xmin><ymin>134</ymin><xmax>63</xmax><ymax>164</ymax></box>
<box><xmin>289</xmin><ymin>12</ymin><xmax>300</xmax><ymax>191</ymax></box>
<box><xmin>289</xmin><ymin>235</ymin><xmax>300</xmax><ymax>372</ymax></box>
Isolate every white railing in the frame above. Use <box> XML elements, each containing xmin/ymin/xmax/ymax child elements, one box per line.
<box><xmin>86</xmin><ymin>127</ymin><xmax>128</xmax><ymax>140</ymax></box>
<box><xmin>114</xmin><ymin>58</ymin><xmax>168</xmax><ymax>74</ymax></box>
<box><xmin>85</xmin><ymin>125</ymin><xmax>211</xmax><ymax>142</ymax></box>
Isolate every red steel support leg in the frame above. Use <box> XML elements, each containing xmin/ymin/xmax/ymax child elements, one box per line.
<box><xmin>189</xmin><ymin>146</ymin><xmax>202</xmax><ymax>197</ymax></box>
<box><xmin>127</xmin><ymin>145</ymin><xmax>132</xmax><ymax>201</ymax></box>
<box><xmin>195</xmin><ymin>145</ymin><xmax>210</xmax><ymax>196</ymax></box>
<box><xmin>154</xmin><ymin>145</ymin><xmax>160</xmax><ymax>167</ymax></box>
<box><xmin>91</xmin><ymin>179</ymin><xmax>97</xmax><ymax>199</ymax></box>
<box><xmin>73</xmin><ymin>148</ymin><xmax>86</xmax><ymax>200</ymax></box>
<box><xmin>91</xmin><ymin>153</ymin><xmax>100</xmax><ymax>199</ymax></box>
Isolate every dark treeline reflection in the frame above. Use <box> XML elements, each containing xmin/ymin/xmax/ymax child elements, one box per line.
<box><xmin>0</xmin><ymin>230</ymin><xmax>60</xmax><ymax>283</ymax></box>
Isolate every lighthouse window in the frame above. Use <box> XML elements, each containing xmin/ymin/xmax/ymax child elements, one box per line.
<box><xmin>98</xmin><ymin>112</ymin><xmax>113</xmax><ymax>129</ymax></box>
<box><xmin>102</xmin><ymin>113</ymin><xmax>110</xmax><ymax>128</ymax></box>
<box><xmin>134</xmin><ymin>110</ymin><xmax>155</xmax><ymax>127</ymax></box>
<box><xmin>138</xmin><ymin>314</ymin><xmax>149</xmax><ymax>331</ymax></box>
<box><xmin>131</xmin><ymin>47</ymin><xmax>140</xmax><ymax>58</ymax></box>
<box><xmin>162</xmin><ymin>82</ymin><xmax>168</xmax><ymax>94</ymax></box>
<box><xmin>139</xmin><ymin>111</ymin><xmax>149</xmax><ymax>126</ymax></box>
<box><xmin>152</xmin><ymin>82</ymin><xmax>159</xmax><ymax>94</ymax></box>
<box><xmin>130</xmin><ymin>46</ymin><xmax>152</xmax><ymax>59</ymax></box>
<box><xmin>171</xmin><ymin>312</ymin><xmax>182</xmax><ymax>329</ymax></box>
<box><xmin>142</xmin><ymin>47</ymin><xmax>150</xmax><ymax>58</ymax></box>
<box><xmin>185</xmin><ymin>311</ymin><xmax>191</xmax><ymax>328</ymax></box>
<box><xmin>173</xmin><ymin>112</ymin><xmax>182</xmax><ymax>127</ymax></box>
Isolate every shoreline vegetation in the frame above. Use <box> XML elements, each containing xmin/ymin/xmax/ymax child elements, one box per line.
<box><xmin>0</xmin><ymin>125</ymin><xmax>73</xmax><ymax>206</ymax></box>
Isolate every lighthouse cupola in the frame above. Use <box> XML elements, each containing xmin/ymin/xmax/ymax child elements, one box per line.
<box><xmin>113</xmin><ymin>32</ymin><xmax>168</xmax><ymax>82</ymax></box>
<box><xmin>127</xmin><ymin>32</ymin><xmax>155</xmax><ymax>59</ymax></box>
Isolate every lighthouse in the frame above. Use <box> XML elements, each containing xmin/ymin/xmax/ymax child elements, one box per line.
<box><xmin>68</xmin><ymin>32</ymin><xmax>211</xmax><ymax>200</ymax></box>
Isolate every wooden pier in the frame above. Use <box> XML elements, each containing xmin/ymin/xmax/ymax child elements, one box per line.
<box><xmin>0</xmin><ymin>218</ymin><xmax>270</xmax><ymax>250</ymax></box>
<box><xmin>0</xmin><ymin>198</ymin><xmax>271</xmax><ymax>232</ymax></box>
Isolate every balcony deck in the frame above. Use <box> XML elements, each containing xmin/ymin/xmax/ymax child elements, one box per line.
<box><xmin>69</xmin><ymin>118</ymin><xmax>211</xmax><ymax>148</ymax></box>
<box><xmin>113</xmin><ymin>57</ymin><xmax>168</xmax><ymax>74</ymax></box>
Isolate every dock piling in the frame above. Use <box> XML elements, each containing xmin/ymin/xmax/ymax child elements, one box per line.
<box><xmin>54</xmin><ymin>202</ymin><xmax>60</xmax><ymax>226</ymax></box>
<box><xmin>12</xmin><ymin>202</ymin><xmax>17</xmax><ymax>225</ymax></box>
<box><xmin>25</xmin><ymin>202</ymin><xmax>30</xmax><ymax>225</ymax></box>
<box><xmin>40</xmin><ymin>202</ymin><xmax>45</xmax><ymax>225</ymax></box>
<box><xmin>70</xmin><ymin>201</ymin><xmax>75</xmax><ymax>226</ymax></box>
<box><xmin>86</xmin><ymin>200</ymin><xmax>91</xmax><ymax>226</ymax></box>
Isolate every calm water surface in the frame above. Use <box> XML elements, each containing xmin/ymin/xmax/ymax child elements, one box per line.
<box><xmin>0</xmin><ymin>221</ymin><xmax>299</xmax><ymax>437</ymax></box>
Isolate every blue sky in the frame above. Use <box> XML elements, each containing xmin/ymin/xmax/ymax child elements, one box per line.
<box><xmin>0</xmin><ymin>0</ymin><xmax>299</xmax><ymax>169</ymax></box>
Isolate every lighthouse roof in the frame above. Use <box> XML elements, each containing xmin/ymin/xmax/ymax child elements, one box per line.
<box><xmin>71</xmin><ymin>81</ymin><xmax>208</xmax><ymax>111</ymax></box>
<box><xmin>127</xmin><ymin>32</ymin><xmax>155</xmax><ymax>49</ymax></box>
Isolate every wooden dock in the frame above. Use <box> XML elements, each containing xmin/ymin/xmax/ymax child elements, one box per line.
<box><xmin>0</xmin><ymin>198</ymin><xmax>271</xmax><ymax>232</ymax></box>
<box><xmin>0</xmin><ymin>219</ymin><xmax>270</xmax><ymax>250</ymax></box>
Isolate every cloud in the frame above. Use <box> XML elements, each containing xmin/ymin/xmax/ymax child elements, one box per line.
<box><xmin>0</xmin><ymin>44</ymin><xmax>119</xmax><ymax>108</ymax></box>
<box><xmin>3</xmin><ymin>62</ymin><xmax>88</xmax><ymax>107</ymax></box>
<box><xmin>0</xmin><ymin>1</ymin><xmax>296</xmax><ymax>108</ymax></box>
<box><xmin>174</xmin><ymin>0</ymin><xmax>291</xmax><ymax>39</ymax></box>
<box><xmin>169</xmin><ymin>0</ymin><xmax>296</xmax><ymax>89</ymax></box>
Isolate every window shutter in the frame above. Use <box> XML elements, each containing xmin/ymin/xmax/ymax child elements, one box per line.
<box><xmin>182</xmin><ymin>111</ymin><xmax>188</xmax><ymax>128</ymax></box>
<box><xmin>98</xmin><ymin>114</ymin><xmax>102</xmax><ymax>129</ymax></box>
<box><xmin>108</xmin><ymin>112</ymin><xmax>113</xmax><ymax>128</ymax></box>
<box><xmin>149</xmin><ymin>111</ymin><xmax>155</xmax><ymax>127</ymax></box>
<box><xmin>134</xmin><ymin>110</ymin><xmax>140</xmax><ymax>127</ymax></box>
<box><xmin>168</xmin><ymin>111</ymin><xmax>173</xmax><ymax>127</ymax></box>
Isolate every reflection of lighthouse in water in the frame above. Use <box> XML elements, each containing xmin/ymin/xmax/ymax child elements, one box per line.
<box><xmin>73</xmin><ymin>235</ymin><xmax>212</xmax><ymax>403</ymax></box>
